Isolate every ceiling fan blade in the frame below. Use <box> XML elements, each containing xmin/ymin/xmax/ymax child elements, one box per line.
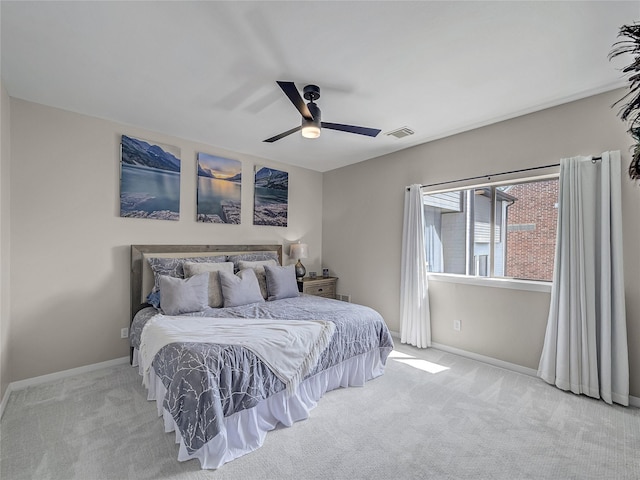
<box><xmin>277</xmin><ymin>81</ymin><xmax>313</xmax><ymax>120</ymax></box>
<box><xmin>321</xmin><ymin>122</ymin><xmax>381</xmax><ymax>138</ymax></box>
<box><xmin>263</xmin><ymin>125</ymin><xmax>302</xmax><ymax>143</ymax></box>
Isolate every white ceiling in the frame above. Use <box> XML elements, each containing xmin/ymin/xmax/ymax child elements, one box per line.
<box><xmin>1</xmin><ymin>1</ymin><xmax>638</xmax><ymax>172</ymax></box>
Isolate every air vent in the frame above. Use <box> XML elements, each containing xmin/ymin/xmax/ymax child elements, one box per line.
<box><xmin>386</xmin><ymin>127</ymin><xmax>415</xmax><ymax>139</ymax></box>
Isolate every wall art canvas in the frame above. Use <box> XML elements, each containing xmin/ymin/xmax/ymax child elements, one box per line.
<box><xmin>253</xmin><ymin>166</ymin><xmax>288</xmax><ymax>227</ymax></box>
<box><xmin>196</xmin><ymin>152</ymin><xmax>242</xmax><ymax>224</ymax></box>
<box><xmin>119</xmin><ymin>135</ymin><xmax>181</xmax><ymax>220</ymax></box>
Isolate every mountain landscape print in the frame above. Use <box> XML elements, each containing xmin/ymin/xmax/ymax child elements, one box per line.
<box><xmin>253</xmin><ymin>166</ymin><xmax>288</xmax><ymax>227</ymax></box>
<box><xmin>197</xmin><ymin>153</ymin><xmax>242</xmax><ymax>224</ymax></box>
<box><xmin>119</xmin><ymin>135</ymin><xmax>181</xmax><ymax>220</ymax></box>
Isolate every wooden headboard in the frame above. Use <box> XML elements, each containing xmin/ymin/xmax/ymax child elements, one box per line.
<box><xmin>130</xmin><ymin>244</ymin><xmax>283</xmax><ymax>321</ymax></box>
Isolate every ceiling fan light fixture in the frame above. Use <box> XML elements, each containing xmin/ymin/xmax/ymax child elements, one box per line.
<box><xmin>264</xmin><ymin>81</ymin><xmax>380</xmax><ymax>143</ymax></box>
<box><xmin>301</xmin><ymin>119</ymin><xmax>321</xmax><ymax>139</ymax></box>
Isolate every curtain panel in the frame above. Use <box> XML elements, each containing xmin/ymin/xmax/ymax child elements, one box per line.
<box><xmin>538</xmin><ymin>151</ymin><xmax>629</xmax><ymax>406</ymax></box>
<box><xmin>400</xmin><ymin>184</ymin><xmax>431</xmax><ymax>348</ymax></box>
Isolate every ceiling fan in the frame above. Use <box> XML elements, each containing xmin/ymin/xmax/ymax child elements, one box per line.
<box><xmin>263</xmin><ymin>81</ymin><xmax>381</xmax><ymax>142</ymax></box>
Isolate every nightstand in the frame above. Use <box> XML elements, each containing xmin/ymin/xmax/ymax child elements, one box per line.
<box><xmin>297</xmin><ymin>276</ymin><xmax>338</xmax><ymax>299</ymax></box>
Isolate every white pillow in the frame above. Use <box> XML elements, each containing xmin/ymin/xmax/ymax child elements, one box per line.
<box><xmin>218</xmin><ymin>268</ymin><xmax>265</xmax><ymax>307</ymax></box>
<box><xmin>159</xmin><ymin>273</ymin><xmax>209</xmax><ymax>316</ymax></box>
<box><xmin>183</xmin><ymin>262</ymin><xmax>234</xmax><ymax>308</ymax></box>
<box><xmin>238</xmin><ymin>259</ymin><xmax>278</xmax><ymax>299</ymax></box>
<box><xmin>237</xmin><ymin>259</ymin><xmax>278</xmax><ymax>272</ymax></box>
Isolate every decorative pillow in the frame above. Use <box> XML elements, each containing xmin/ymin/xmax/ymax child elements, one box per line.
<box><xmin>183</xmin><ymin>262</ymin><xmax>234</xmax><ymax>308</ymax></box>
<box><xmin>146</xmin><ymin>255</ymin><xmax>226</xmax><ymax>307</ymax></box>
<box><xmin>228</xmin><ymin>252</ymin><xmax>279</xmax><ymax>272</ymax></box>
<box><xmin>218</xmin><ymin>268</ymin><xmax>265</xmax><ymax>307</ymax></box>
<box><xmin>264</xmin><ymin>264</ymin><xmax>299</xmax><ymax>301</ymax></box>
<box><xmin>146</xmin><ymin>291</ymin><xmax>161</xmax><ymax>309</ymax></box>
<box><xmin>237</xmin><ymin>259</ymin><xmax>279</xmax><ymax>271</ymax></box>
<box><xmin>238</xmin><ymin>259</ymin><xmax>279</xmax><ymax>299</ymax></box>
<box><xmin>159</xmin><ymin>273</ymin><xmax>209</xmax><ymax>316</ymax></box>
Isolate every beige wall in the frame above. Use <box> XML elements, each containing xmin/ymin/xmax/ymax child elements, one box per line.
<box><xmin>0</xmin><ymin>82</ymin><xmax>10</xmax><ymax>399</ymax></box>
<box><xmin>7</xmin><ymin>98</ymin><xmax>323</xmax><ymax>382</ymax></box>
<box><xmin>428</xmin><ymin>280</ymin><xmax>551</xmax><ymax>370</ymax></box>
<box><xmin>322</xmin><ymin>89</ymin><xmax>640</xmax><ymax>397</ymax></box>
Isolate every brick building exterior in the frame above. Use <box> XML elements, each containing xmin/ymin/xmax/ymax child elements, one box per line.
<box><xmin>505</xmin><ymin>179</ymin><xmax>559</xmax><ymax>281</ymax></box>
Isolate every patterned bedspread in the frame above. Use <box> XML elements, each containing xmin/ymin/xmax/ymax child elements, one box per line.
<box><xmin>131</xmin><ymin>295</ymin><xmax>394</xmax><ymax>454</ymax></box>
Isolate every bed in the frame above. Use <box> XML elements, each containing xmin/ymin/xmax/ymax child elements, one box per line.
<box><xmin>129</xmin><ymin>244</ymin><xmax>394</xmax><ymax>469</ymax></box>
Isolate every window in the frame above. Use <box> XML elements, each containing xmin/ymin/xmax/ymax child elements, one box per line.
<box><xmin>423</xmin><ymin>177</ymin><xmax>559</xmax><ymax>282</ymax></box>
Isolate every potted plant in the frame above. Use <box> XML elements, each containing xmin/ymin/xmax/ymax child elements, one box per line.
<box><xmin>610</xmin><ymin>23</ymin><xmax>640</xmax><ymax>181</ymax></box>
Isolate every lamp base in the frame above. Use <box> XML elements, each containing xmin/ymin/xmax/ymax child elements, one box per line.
<box><xmin>295</xmin><ymin>260</ymin><xmax>306</xmax><ymax>279</ymax></box>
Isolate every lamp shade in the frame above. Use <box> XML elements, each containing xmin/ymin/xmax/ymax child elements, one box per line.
<box><xmin>301</xmin><ymin>122</ymin><xmax>321</xmax><ymax>139</ymax></box>
<box><xmin>290</xmin><ymin>243</ymin><xmax>308</xmax><ymax>260</ymax></box>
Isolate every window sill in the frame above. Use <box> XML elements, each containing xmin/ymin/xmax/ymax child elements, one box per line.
<box><xmin>427</xmin><ymin>273</ymin><xmax>552</xmax><ymax>293</ymax></box>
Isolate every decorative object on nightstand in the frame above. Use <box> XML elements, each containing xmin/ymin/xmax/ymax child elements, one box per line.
<box><xmin>289</xmin><ymin>242</ymin><xmax>308</xmax><ymax>280</ymax></box>
<box><xmin>297</xmin><ymin>276</ymin><xmax>338</xmax><ymax>299</ymax></box>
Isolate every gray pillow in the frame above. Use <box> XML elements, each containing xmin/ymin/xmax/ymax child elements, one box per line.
<box><xmin>183</xmin><ymin>261</ymin><xmax>234</xmax><ymax>308</ymax></box>
<box><xmin>159</xmin><ymin>273</ymin><xmax>209</xmax><ymax>315</ymax></box>
<box><xmin>264</xmin><ymin>264</ymin><xmax>299</xmax><ymax>301</ymax></box>
<box><xmin>238</xmin><ymin>259</ymin><xmax>278</xmax><ymax>299</ymax></box>
<box><xmin>146</xmin><ymin>255</ymin><xmax>227</xmax><ymax>307</ymax></box>
<box><xmin>228</xmin><ymin>252</ymin><xmax>279</xmax><ymax>272</ymax></box>
<box><xmin>219</xmin><ymin>268</ymin><xmax>265</xmax><ymax>307</ymax></box>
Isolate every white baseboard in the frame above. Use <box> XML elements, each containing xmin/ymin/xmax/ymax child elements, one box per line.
<box><xmin>391</xmin><ymin>334</ymin><xmax>640</xmax><ymax>408</ymax></box>
<box><xmin>0</xmin><ymin>356</ymin><xmax>129</xmax><ymax>419</ymax></box>
<box><xmin>430</xmin><ymin>342</ymin><xmax>539</xmax><ymax>377</ymax></box>
<box><xmin>0</xmin><ymin>386</ymin><xmax>11</xmax><ymax>420</ymax></box>
<box><xmin>390</xmin><ymin>332</ymin><xmax>538</xmax><ymax>376</ymax></box>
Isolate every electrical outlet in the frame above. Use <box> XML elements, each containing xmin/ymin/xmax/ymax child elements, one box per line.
<box><xmin>453</xmin><ymin>319</ymin><xmax>461</xmax><ymax>332</ymax></box>
<box><xmin>120</xmin><ymin>327</ymin><xmax>129</xmax><ymax>339</ymax></box>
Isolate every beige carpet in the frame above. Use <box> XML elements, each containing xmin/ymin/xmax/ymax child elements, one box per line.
<box><xmin>1</xmin><ymin>340</ymin><xmax>639</xmax><ymax>479</ymax></box>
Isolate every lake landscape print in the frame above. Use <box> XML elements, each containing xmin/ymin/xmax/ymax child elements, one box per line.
<box><xmin>197</xmin><ymin>153</ymin><xmax>242</xmax><ymax>224</ymax></box>
<box><xmin>120</xmin><ymin>135</ymin><xmax>181</xmax><ymax>220</ymax></box>
<box><xmin>253</xmin><ymin>166</ymin><xmax>288</xmax><ymax>227</ymax></box>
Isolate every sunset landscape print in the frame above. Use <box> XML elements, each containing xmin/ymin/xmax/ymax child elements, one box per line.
<box><xmin>196</xmin><ymin>153</ymin><xmax>242</xmax><ymax>224</ymax></box>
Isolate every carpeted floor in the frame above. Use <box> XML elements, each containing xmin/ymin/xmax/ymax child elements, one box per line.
<box><xmin>1</xmin><ymin>340</ymin><xmax>639</xmax><ymax>479</ymax></box>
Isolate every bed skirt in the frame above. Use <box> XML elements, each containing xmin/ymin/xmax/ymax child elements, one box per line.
<box><xmin>132</xmin><ymin>348</ymin><xmax>387</xmax><ymax>469</ymax></box>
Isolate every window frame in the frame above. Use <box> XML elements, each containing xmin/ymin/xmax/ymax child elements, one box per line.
<box><xmin>421</xmin><ymin>170</ymin><xmax>559</xmax><ymax>289</ymax></box>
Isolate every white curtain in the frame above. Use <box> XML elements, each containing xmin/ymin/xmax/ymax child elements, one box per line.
<box><xmin>400</xmin><ymin>184</ymin><xmax>431</xmax><ymax>348</ymax></box>
<box><xmin>424</xmin><ymin>206</ymin><xmax>444</xmax><ymax>273</ymax></box>
<box><xmin>538</xmin><ymin>151</ymin><xmax>629</xmax><ymax>406</ymax></box>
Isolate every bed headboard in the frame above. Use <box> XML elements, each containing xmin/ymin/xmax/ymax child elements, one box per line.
<box><xmin>130</xmin><ymin>244</ymin><xmax>283</xmax><ymax>321</ymax></box>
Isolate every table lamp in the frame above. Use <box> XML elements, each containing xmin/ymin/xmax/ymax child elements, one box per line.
<box><xmin>290</xmin><ymin>243</ymin><xmax>308</xmax><ymax>279</ymax></box>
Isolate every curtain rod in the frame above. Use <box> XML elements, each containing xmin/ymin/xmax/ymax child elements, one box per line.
<box><xmin>411</xmin><ymin>156</ymin><xmax>602</xmax><ymax>190</ymax></box>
